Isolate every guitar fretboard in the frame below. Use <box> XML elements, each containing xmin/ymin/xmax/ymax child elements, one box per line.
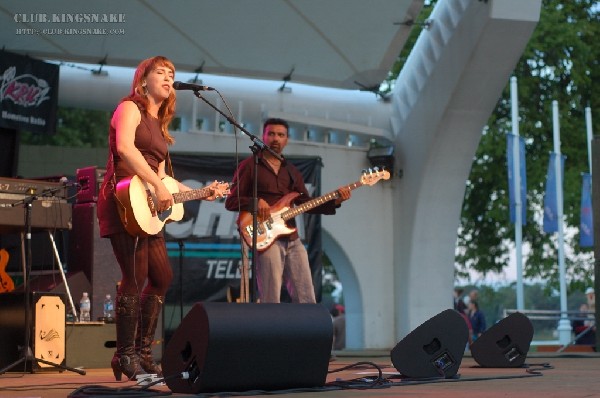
<box><xmin>172</xmin><ymin>187</ymin><xmax>213</xmax><ymax>204</ymax></box>
<box><xmin>281</xmin><ymin>180</ymin><xmax>363</xmax><ymax>221</ymax></box>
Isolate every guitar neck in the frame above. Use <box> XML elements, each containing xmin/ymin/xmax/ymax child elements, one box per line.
<box><xmin>281</xmin><ymin>180</ymin><xmax>363</xmax><ymax>221</ymax></box>
<box><xmin>172</xmin><ymin>187</ymin><xmax>213</xmax><ymax>204</ymax></box>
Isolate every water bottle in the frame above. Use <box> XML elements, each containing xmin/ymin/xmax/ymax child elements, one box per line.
<box><xmin>80</xmin><ymin>292</ymin><xmax>91</xmax><ymax>322</ymax></box>
<box><xmin>103</xmin><ymin>294</ymin><xmax>114</xmax><ymax>320</ymax></box>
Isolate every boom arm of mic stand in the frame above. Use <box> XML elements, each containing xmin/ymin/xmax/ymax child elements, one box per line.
<box><xmin>192</xmin><ymin>91</ymin><xmax>280</xmax><ymax>303</ymax></box>
<box><xmin>192</xmin><ymin>91</ymin><xmax>282</xmax><ymax>161</ymax></box>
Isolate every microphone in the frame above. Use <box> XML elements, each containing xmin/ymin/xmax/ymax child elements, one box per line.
<box><xmin>172</xmin><ymin>81</ymin><xmax>215</xmax><ymax>91</ymax></box>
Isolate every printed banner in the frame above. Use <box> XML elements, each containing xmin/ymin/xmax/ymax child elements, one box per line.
<box><xmin>163</xmin><ymin>154</ymin><xmax>323</xmax><ymax>341</ymax></box>
<box><xmin>543</xmin><ymin>153</ymin><xmax>565</xmax><ymax>233</ymax></box>
<box><xmin>580</xmin><ymin>172</ymin><xmax>594</xmax><ymax>247</ymax></box>
<box><xmin>506</xmin><ymin>134</ymin><xmax>527</xmax><ymax>224</ymax></box>
<box><xmin>0</xmin><ymin>51</ymin><xmax>59</xmax><ymax>134</ymax></box>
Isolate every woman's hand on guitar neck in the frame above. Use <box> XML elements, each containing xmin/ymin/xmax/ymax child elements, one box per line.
<box><xmin>204</xmin><ymin>180</ymin><xmax>229</xmax><ymax>201</ymax></box>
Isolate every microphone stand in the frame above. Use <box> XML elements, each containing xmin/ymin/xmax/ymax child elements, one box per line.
<box><xmin>192</xmin><ymin>90</ymin><xmax>282</xmax><ymax>303</ymax></box>
<box><xmin>0</xmin><ymin>187</ymin><xmax>85</xmax><ymax>375</ymax></box>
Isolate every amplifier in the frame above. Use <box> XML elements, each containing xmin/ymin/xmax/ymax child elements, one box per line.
<box><xmin>76</xmin><ymin>166</ymin><xmax>105</xmax><ymax>204</ymax></box>
<box><xmin>0</xmin><ymin>177</ymin><xmax>67</xmax><ymax>199</ymax></box>
<box><xmin>0</xmin><ymin>195</ymin><xmax>71</xmax><ymax>233</ymax></box>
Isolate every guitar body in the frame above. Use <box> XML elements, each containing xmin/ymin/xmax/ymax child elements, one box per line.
<box><xmin>0</xmin><ymin>249</ymin><xmax>15</xmax><ymax>293</ymax></box>
<box><xmin>115</xmin><ymin>175</ymin><xmax>228</xmax><ymax>237</ymax></box>
<box><xmin>115</xmin><ymin>175</ymin><xmax>184</xmax><ymax>236</ymax></box>
<box><xmin>238</xmin><ymin>192</ymin><xmax>299</xmax><ymax>252</ymax></box>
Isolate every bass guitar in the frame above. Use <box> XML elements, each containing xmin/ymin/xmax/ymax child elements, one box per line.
<box><xmin>115</xmin><ymin>175</ymin><xmax>229</xmax><ymax>237</ymax></box>
<box><xmin>238</xmin><ymin>168</ymin><xmax>390</xmax><ymax>251</ymax></box>
<box><xmin>0</xmin><ymin>248</ymin><xmax>15</xmax><ymax>293</ymax></box>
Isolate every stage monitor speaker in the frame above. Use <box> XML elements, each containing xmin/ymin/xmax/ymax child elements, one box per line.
<box><xmin>0</xmin><ymin>292</ymin><xmax>66</xmax><ymax>371</ymax></box>
<box><xmin>390</xmin><ymin>309</ymin><xmax>468</xmax><ymax>378</ymax></box>
<box><xmin>470</xmin><ymin>312</ymin><xmax>533</xmax><ymax>368</ymax></box>
<box><xmin>162</xmin><ymin>302</ymin><xmax>333</xmax><ymax>394</ymax></box>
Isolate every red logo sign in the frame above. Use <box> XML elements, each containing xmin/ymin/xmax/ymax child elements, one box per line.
<box><xmin>1</xmin><ymin>66</ymin><xmax>51</xmax><ymax>107</ymax></box>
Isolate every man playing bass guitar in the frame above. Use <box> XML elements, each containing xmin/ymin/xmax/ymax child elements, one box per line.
<box><xmin>225</xmin><ymin>118</ymin><xmax>351</xmax><ymax>304</ymax></box>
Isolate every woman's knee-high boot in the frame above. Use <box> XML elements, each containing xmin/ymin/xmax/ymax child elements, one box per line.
<box><xmin>111</xmin><ymin>294</ymin><xmax>144</xmax><ymax>381</ymax></box>
<box><xmin>137</xmin><ymin>294</ymin><xmax>163</xmax><ymax>376</ymax></box>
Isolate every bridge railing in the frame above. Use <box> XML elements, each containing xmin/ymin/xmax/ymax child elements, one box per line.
<box><xmin>502</xmin><ymin>309</ymin><xmax>596</xmax><ymax>348</ymax></box>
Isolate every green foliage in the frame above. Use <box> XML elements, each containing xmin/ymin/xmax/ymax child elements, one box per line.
<box><xmin>20</xmin><ymin>107</ymin><xmax>110</xmax><ymax>147</ymax></box>
<box><xmin>385</xmin><ymin>1</ymin><xmax>599</xmax><ymax>288</ymax></box>
<box><xmin>456</xmin><ymin>0</ymin><xmax>599</xmax><ymax>289</ymax></box>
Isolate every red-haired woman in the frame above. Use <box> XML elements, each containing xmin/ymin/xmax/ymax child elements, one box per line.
<box><xmin>97</xmin><ymin>56</ymin><xmax>216</xmax><ymax>380</ymax></box>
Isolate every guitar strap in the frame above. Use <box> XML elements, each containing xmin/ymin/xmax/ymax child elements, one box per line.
<box><xmin>109</xmin><ymin>151</ymin><xmax>117</xmax><ymax>197</ymax></box>
<box><xmin>166</xmin><ymin>150</ymin><xmax>175</xmax><ymax>179</ymax></box>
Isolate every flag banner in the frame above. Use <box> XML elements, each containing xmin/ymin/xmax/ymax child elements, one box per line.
<box><xmin>543</xmin><ymin>153</ymin><xmax>565</xmax><ymax>233</ymax></box>
<box><xmin>580</xmin><ymin>172</ymin><xmax>593</xmax><ymax>247</ymax></box>
<box><xmin>0</xmin><ymin>51</ymin><xmax>59</xmax><ymax>134</ymax></box>
<box><xmin>507</xmin><ymin>134</ymin><xmax>527</xmax><ymax>224</ymax></box>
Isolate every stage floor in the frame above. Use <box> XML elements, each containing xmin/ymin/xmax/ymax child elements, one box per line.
<box><xmin>1</xmin><ymin>351</ymin><xmax>599</xmax><ymax>397</ymax></box>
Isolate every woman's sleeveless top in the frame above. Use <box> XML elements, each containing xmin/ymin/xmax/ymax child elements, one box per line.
<box><xmin>97</xmin><ymin>102</ymin><xmax>168</xmax><ymax>237</ymax></box>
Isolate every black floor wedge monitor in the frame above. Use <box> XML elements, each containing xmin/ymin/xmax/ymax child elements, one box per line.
<box><xmin>471</xmin><ymin>312</ymin><xmax>534</xmax><ymax>368</ymax></box>
<box><xmin>391</xmin><ymin>309</ymin><xmax>469</xmax><ymax>378</ymax></box>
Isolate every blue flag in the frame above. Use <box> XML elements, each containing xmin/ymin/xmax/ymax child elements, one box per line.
<box><xmin>580</xmin><ymin>172</ymin><xmax>593</xmax><ymax>247</ymax></box>
<box><xmin>507</xmin><ymin>134</ymin><xmax>527</xmax><ymax>224</ymax></box>
<box><xmin>543</xmin><ymin>153</ymin><xmax>565</xmax><ymax>233</ymax></box>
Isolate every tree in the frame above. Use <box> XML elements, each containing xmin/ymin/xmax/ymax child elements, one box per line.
<box><xmin>456</xmin><ymin>0</ymin><xmax>599</xmax><ymax>290</ymax></box>
<box><xmin>385</xmin><ymin>1</ymin><xmax>599</xmax><ymax>290</ymax></box>
<box><xmin>20</xmin><ymin>107</ymin><xmax>109</xmax><ymax>147</ymax></box>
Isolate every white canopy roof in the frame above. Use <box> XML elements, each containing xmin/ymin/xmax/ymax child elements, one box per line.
<box><xmin>1</xmin><ymin>0</ymin><xmax>423</xmax><ymax>90</ymax></box>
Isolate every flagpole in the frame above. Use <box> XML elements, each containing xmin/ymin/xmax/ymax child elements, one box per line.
<box><xmin>511</xmin><ymin>77</ymin><xmax>524</xmax><ymax>311</ymax></box>
<box><xmin>586</xmin><ymin>107</ymin><xmax>593</xmax><ymax>175</ymax></box>
<box><xmin>553</xmin><ymin>100</ymin><xmax>571</xmax><ymax>345</ymax></box>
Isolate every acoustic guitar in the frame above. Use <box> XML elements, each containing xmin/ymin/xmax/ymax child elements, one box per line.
<box><xmin>115</xmin><ymin>175</ymin><xmax>229</xmax><ymax>237</ymax></box>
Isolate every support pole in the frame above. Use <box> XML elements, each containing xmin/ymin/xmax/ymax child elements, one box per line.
<box><xmin>511</xmin><ymin>76</ymin><xmax>524</xmax><ymax>311</ymax></box>
<box><xmin>553</xmin><ymin>100</ymin><xmax>571</xmax><ymax>345</ymax></box>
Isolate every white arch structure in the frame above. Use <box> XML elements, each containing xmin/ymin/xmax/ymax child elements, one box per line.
<box><xmin>52</xmin><ymin>0</ymin><xmax>542</xmax><ymax>349</ymax></box>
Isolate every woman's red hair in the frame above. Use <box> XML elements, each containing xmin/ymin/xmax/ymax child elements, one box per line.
<box><xmin>123</xmin><ymin>56</ymin><xmax>176</xmax><ymax>144</ymax></box>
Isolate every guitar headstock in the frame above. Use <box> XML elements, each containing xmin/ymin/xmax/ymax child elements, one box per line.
<box><xmin>360</xmin><ymin>167</ymin><xmax>390</xmax><ymax>186</ymax></box>
<box><xmin>211</xmin><ymin>181</ymin><xmax>230</xmax><ymax>199</ymax></box>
